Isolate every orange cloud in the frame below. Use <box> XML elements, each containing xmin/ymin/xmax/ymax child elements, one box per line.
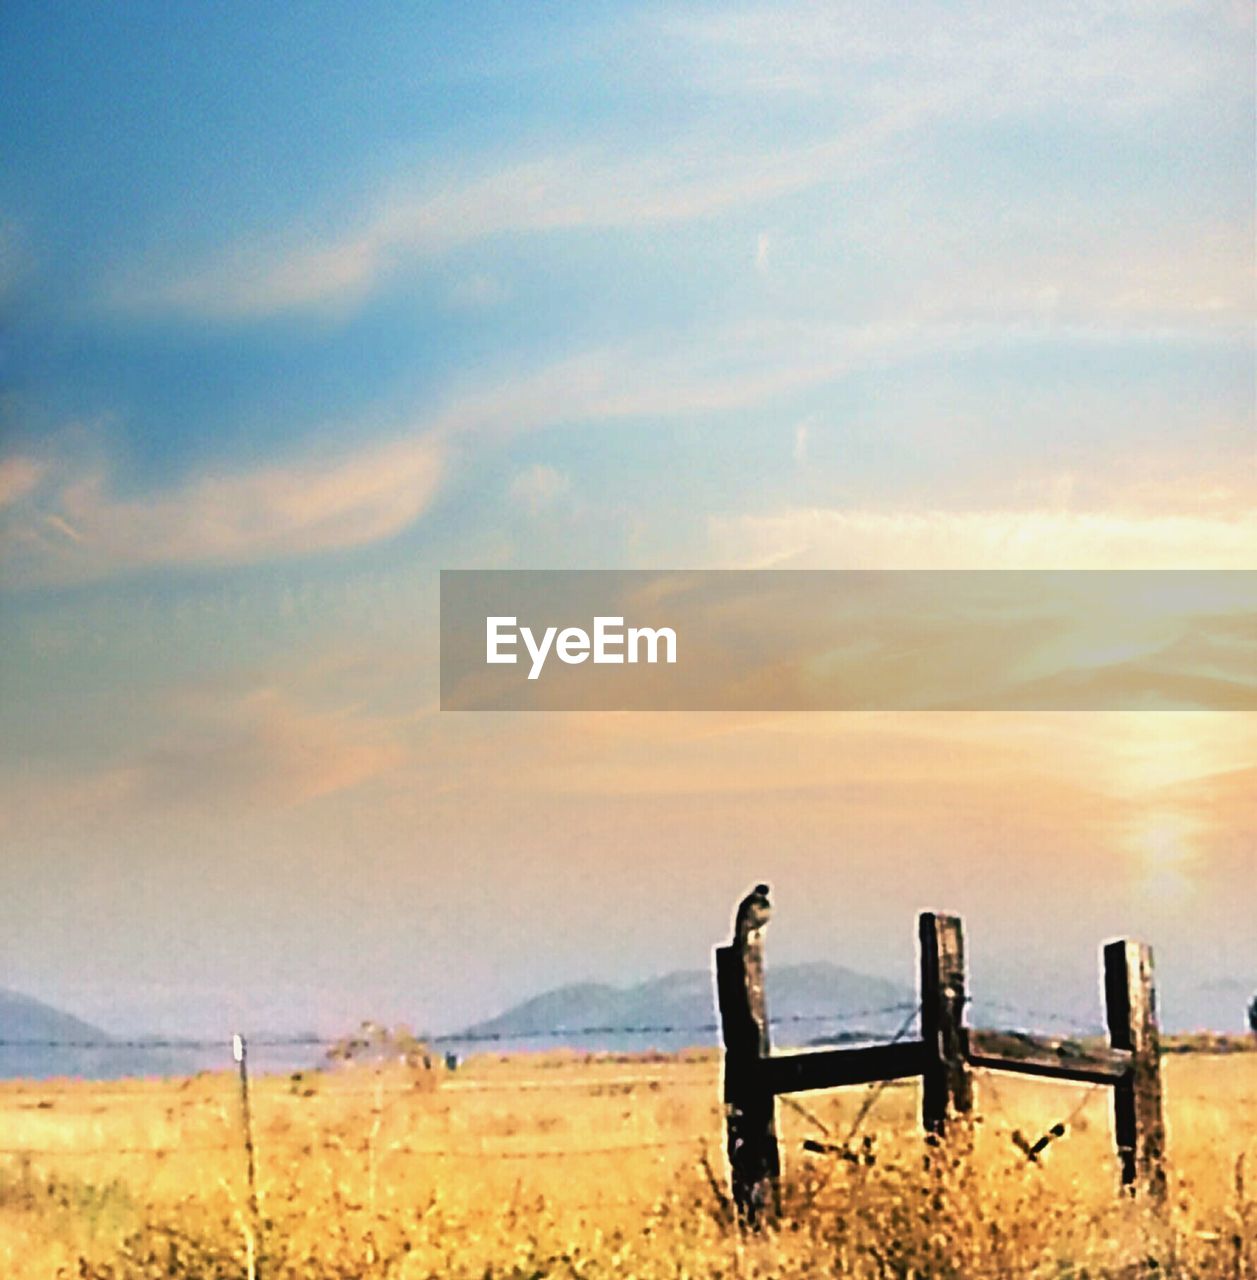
<box><xmin>708</xmin><ymin>506</ymin><xmax>1257</xmax><ymax>570</ymax></box>
<box><xmin>126</xmin><ymin>686</ymin><xmax>411</xmax><ymax>810</ymax></box>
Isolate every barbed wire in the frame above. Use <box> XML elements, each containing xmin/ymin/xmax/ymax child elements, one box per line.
<box><xmin>1</xmin><ymin>998</ymin><xmax>1249</xmax><ymax>1055</ymax></box>
<box><xmin>0</xmin><ymin>1083</ymin><xmax>713</xmax><ymax>1108</ymax></box>
<box><xmin>0</xmin><ymin>1083</ymin><xmax>1251</xmax><ymax>1167</ymax></box>
<box><xmin>976</xmin><ymin>998</ymin><xmax>1106</xmax><ymax>1038</ymax></box>
<box><xmin>0</xmin><ymin>1143</ymin><xmax>240</xmax><ymax>1158</ymax></box>
<box><xmin>0</xmin><ymin>1002</ymin><xmax>921</xmax><ymax>1054</ymax></box>
<box><xmin>441</xmin><ymin>1075</ymin><xmax>715</xmax><ymax>1094</ymax></box>
<box><xmin>844</xmin><ymin>1005</ymin><xmax>922</xmax><ymax>1144</ymax></box>
<box><xmin>0</xmin><ymin>1036</ymin><xmax>330</xmax><ymax>1051</ymax></box>
<box><xmin>0</xmin><ymin>1135</ymin><xmax>703</xmax><ymax>1162</ymax></box>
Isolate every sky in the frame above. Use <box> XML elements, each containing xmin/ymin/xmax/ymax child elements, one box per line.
<box><xmin>0</xmin><ymin>2</ymin><xmax>1253</xmax><ymax>1039</ymax></box>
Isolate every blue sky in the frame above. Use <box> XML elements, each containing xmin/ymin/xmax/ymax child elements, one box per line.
<box><xmin>0</xmin><ymin>2</ymin><xmax>1253</xmax><ymax>1037</ymax></box>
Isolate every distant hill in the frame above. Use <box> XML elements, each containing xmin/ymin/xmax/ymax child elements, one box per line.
<box><xmin>450</xmin><ymin>962</ymin><xmax>914</xmax><ymax>1054</ymax></box>
<box><xmin>446</xmin><ymin>960</ymin><xmax>1257</xmax><ymax>1057</ymax></box>
<box><xmin>0</xmin><ymin>989</ymin><xmax>182</xmax><ymax>1080</ymax></box>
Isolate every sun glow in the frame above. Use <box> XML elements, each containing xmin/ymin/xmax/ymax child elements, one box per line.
<box><xmin>1102</xmin><ymin>713</ymin><xmax>1247</xmax><ymax>908</ymax></box>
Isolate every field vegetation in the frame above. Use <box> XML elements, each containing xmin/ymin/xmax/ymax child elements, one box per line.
<box><xmin>0</xmin><ymin>1044</ymin><xmax>1253</xmax><ymax>1278</ymax></box>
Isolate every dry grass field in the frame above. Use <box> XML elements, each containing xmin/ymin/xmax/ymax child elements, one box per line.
<box><xmin>0</xmin><ymin>1047</ymin><xmax>1253</xmax><ymax>1278</ymax></box>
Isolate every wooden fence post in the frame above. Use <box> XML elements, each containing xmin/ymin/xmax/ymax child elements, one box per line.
<box><xmin>715</xmin><ymin>887</ymin><xmax>779</xmax><ymax>1226</ymax></box>
<box><xmin>1103</xmin><ymin>940</ymin><xmax>1167</xmax><ymax>1201</ymax></box>
<box><xmin>233</xmin><ymin>1034</ymin><xmax>260</xmax><ymax>1218</ymax></box>
<box><xmin>919</xmin><ymin>912</ymin><xmax>973</xmax><ymax>1136</ymax></box>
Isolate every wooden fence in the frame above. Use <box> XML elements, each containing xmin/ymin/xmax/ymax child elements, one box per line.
<box><xmin>714</xmin><ymin>886</ymin><xmax>1166</xmax><ymax>1225</ymax></box>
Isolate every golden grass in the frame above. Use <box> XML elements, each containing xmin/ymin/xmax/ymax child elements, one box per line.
<box><xmin>0</xmin><ymin>1049</ymin><xmax>1252</xmax><ymax>1278</ymax></box>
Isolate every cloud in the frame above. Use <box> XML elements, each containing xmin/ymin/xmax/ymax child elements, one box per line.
<box><xmin>0</xmin><ymin>684</ymin><xmax>413</xmax><ymax>828</ymax></box>
<box><xmin>134</xmin><ymin>686</ymin><xmax>410</xmax><ymax>809</ymax></box>
<box><xmin>2</xmin><ymin>287</ymin><xmax>1245</xmax><ymax>589</ymax></box>
<box><xmin>662</xmin><ymin>1</ymin><xmax>1243</xmax><ymax>117</ymax></box>
<box><xmin>112</xmin><ymin>112</ymin><xmax>911</xmax><ymax>319</ymax></box>
<box><xmin>708</xmin><ymin>506</ymin><xmax>1257</xmax><ymax>570</ymax></box>
<box><xmin>883</xmin><ymin>229</ymin><xmax>1254</xmax><ymax>331</ymax></box>
<box><xmin>95</xmin><ymin>3</ymin><xmax>1247</xmax><ymax>336</ymax></box>
<box><xmin>1</xmin><ymin>434</ymin><xmax>442</xmax><ymax>587</ymax></box>
<box><xmin>96</xmin><ymin>2</ymin><xmax>1247</xmax><ymax>337</ymax></box>
<box><xmin>9</xmin><ymin>328</ymin><xmax>848</xmax><ymax>587</ymax></box>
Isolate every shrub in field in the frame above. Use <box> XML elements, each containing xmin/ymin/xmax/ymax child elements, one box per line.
<box><xmin>325</xmin><ymin>1022</ymin><xmax>439</xmax><ymax>1092</ymax></box>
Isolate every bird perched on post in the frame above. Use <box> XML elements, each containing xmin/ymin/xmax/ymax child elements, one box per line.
<box><xmin>734</xmin><ymin>883</ymin><xmax>772</xmax><ymax>943</ymax></box>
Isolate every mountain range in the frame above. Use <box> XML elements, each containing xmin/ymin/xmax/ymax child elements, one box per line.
<box><xmin>0</xmin><ymin>961</ymin><xmax>1251</xmax><ymax>1080</ymax></box>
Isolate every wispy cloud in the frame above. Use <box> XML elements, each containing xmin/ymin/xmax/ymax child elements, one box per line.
<box><xmin>133</xmin><ymin>685</ymin><xmax>411</xmax><ymax>808</ymax></box>
<box><xmin>708</xmin><ymin>505</ymin><xmax>1257</xmax><ymax>570</ymax></box>
<box><xmin>98</xmin><ymin>1</ymin><xmax>1249</xmax><ymax>353</ymax></box>
<box><xmin>5</xmin><ymin>281</ymin><xmax>1247</xmax><ymax>588</ymax></box>
<box><xmin>661</xmin><ymin>1</ymin><xmax>1243</xmax><ymax>116</ymax></box>
<box><xmin>0</xmin><ymin>683</ymin><xmax>413</xmax><ymax>827</ymax></box>
<box><xmin>858</xmin><ymin>226</ymin><xmax>1255</xmax><ymax>331</ymax></box>
<box><xmin>1</xmin><ymin>434</ymin><xmax>442</xmax><ymax>587</ymax></box>
<box><xmin>11</xmin><ymin>329</ymin><xmax>875</xmax><ymax>586</ymax></box>
<box><xmin>111</xmin><ymin>112</ymin><xmax>912</xmax><ymax>319</ymax></box>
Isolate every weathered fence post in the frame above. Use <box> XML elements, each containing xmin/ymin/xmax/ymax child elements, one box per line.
<box><xmin>919</xmin><ymin>912</ymin><xmax>973</xmax><ymax>1135</ymax></box>
<box><xmin>232</xmin><ymin>1032</ymin><xmax>263</xmax><ymax>1280</ymax></box>
<box><xmin>233</xmin><ymin>1034</ymin><xmax>260</xmax><ymax>1217</ymax></box>
<box><xmin>715</xmin><ymin>884</ymin><xmax>779</xmax><ymax>1226</ymax></box>
<box><xmin>1103</xmin><ymin>940</ymin><xmax>1167</xmax><ymax>1200</ymax></box>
